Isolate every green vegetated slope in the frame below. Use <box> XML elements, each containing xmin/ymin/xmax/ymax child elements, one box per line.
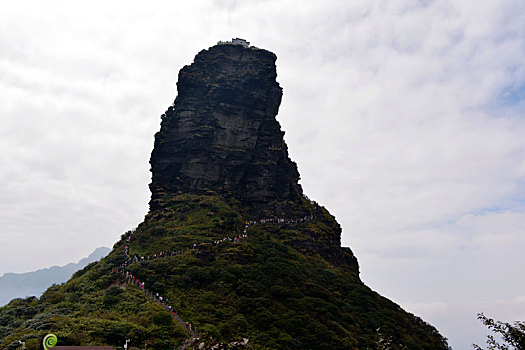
<box><xmin>0</xmin><ymin>194</ymin><xmax>448</xmax><ymax>350</ymax></box>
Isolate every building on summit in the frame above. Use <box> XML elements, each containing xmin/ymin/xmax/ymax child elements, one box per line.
<box><xmin>217</xmin><ymin>37</ymin><xmax>250</xmax><ymax>47</ymax></box>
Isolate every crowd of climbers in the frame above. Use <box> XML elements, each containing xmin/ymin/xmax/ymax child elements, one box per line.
<box><xmin>248</xmin><ymin>213</ymin><xmax>313</xmax><ymax>225</ymax></box>
<box><xmin>113</xmin><ymin>209</ymin><xmax>316</xmax><ymax>348</ymax></box>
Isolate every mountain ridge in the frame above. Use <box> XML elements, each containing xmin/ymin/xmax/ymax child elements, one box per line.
<box><xmin>0</xmin><ymin>247</ymin><xmax>110</xmax><ymax>306</ymax></box>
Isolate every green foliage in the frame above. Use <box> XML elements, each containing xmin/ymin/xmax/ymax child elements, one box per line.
<box><xmin>152</xmin><ymin>311</ymin><xmax>173</xmax><ymax>327</ymax></box>
<box><xmin>0</xmin><ymin>194</ymin><xmax>449</xmax><ymax>350</ymax></box>
<box><xmin>473</xmin><ymin>313</ymin><xmax>525</xmax><ymax>350</ymax></box>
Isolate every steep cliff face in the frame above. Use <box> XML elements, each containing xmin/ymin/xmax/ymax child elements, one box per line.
<box><xmin>149</xmin><ymin>44</ymin><xmax>303</xmax><ymax>215</ymax></box>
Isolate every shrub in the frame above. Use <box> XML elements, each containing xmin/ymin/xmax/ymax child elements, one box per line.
<box><xmin>152</xmin><ymin>312</ymin><xmax>173</xmax><ymax>327</ymax></box>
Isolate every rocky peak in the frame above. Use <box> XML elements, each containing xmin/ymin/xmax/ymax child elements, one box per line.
<box><xmin>149</xmin><ymin>42</ymin><xmax>304</xmax><ymax>215</ymax></box>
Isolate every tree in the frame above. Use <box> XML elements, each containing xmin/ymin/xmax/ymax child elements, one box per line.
<box><xmin>473</xmin><ymin>313</ymin><xmax>525</xmax><ymax>350</ymax></box>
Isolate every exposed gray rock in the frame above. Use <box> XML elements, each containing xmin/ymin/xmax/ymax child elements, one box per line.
<box><xmin>149</xmin><ymin>44</ymin><xmax>304</xmax><ymax>215</ymax></box>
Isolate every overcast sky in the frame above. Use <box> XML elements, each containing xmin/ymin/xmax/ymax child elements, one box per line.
<box><xmin>1</xmin><ymin>1</ymin><xmax>524</xmax><ymax>348</ymax></box>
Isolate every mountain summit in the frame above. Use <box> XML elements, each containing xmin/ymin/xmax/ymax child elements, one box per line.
<box><xmin>149</xmin><ymin>43</ymin><xmax>303</xmax><ymax>215</ymax></box>
<box><xmin>0</xmin><ymin>41</ymin><xmax>450</xmax><ymax>350</ymax></box>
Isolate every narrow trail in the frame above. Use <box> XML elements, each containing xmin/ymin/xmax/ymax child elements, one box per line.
<box><xmin>115</xmin><ymin>210</ymin><xmax>316</xmax><ymax>349</ymax></box>
<box><xmin>119</xmin><ymin>273</ymin><xmax>199</xmax><ymax>349</ymax></box>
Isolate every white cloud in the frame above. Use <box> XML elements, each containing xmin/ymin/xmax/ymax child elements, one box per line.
<box><xmin>402</xmin><ymin>301</ymin><xmax>449</xmax><ymax>316</ymax></box>
<box><xmin>495</xmin><ymin>295</ymin><xmax>525</xmax><ymax>306</ymax></box>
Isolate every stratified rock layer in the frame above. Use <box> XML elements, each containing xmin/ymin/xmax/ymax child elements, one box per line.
<box><xmin>149</xmin><ymin>44</ymin><xmax>303</xmax><ymax>214</ymax></box>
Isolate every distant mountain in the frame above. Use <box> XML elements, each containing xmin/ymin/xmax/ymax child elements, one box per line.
<box><xmin>0</xmin><ymin>247</ymin><xmax>110</xmax><ymax>306</ymax></box>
